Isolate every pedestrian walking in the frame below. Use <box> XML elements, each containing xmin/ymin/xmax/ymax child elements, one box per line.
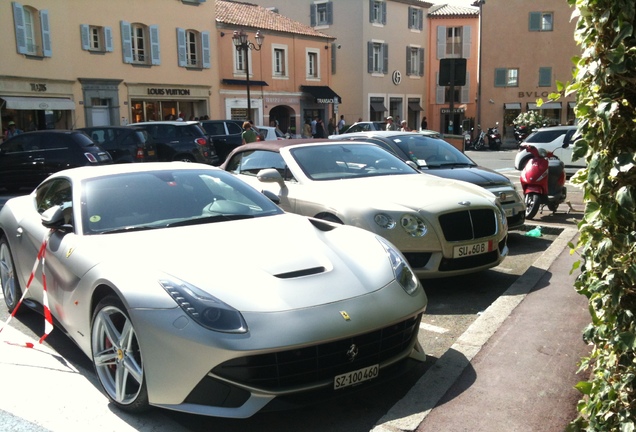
<box><xmin>241</xmin><ymin>121</ymin><xmax>258</xmax><ymax>144</ymax></box>
<box><xmin>4</xmin><ymin>121</ymin><xmax>23</xmax><ymax>139</ymax></box>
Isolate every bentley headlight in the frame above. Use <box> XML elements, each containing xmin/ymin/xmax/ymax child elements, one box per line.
<box><xmin>374</xmin><ymin>213</ymin><xmax>396</xmax><ymax>229</ymax></box>
<box><xmin>160</xmin><ymin>278</ymin><xmax>247</xmax><ymax>333</ymax></box>
<box><xmin>377</xmin><ymin>237</ymin><xmax>419</xmax><ymax>295</ymax></box>
<box><xmin>400</xmin><ymin>214</ymin><xmax>427</xmax><ymax>237</ymax></box>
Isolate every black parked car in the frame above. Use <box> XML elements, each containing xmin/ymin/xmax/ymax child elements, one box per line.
<box><xmin>199</xmin><ymin>119</ymin><xmax>244</xmax><ymax>163</ymax></box>
<box><xmin>0</xmin><ymin>130</ymin><xmax>112</xmax><ymax>192</ymax></box>
<box><xmin>128</xmin><ymin>121</ymin><xmax>219</xmax><ymax>165</ymax></box>
<box><xmin>335</xmin><ymin>130</ymin><xmax>526</xmax><ymax>229</ymax></box>
<box><xmin>78</xmin><ymin>126</ymin><xmax>158</xmax><ymax>163</ymax></box>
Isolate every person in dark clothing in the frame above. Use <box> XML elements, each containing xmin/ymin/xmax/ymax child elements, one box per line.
<box><xmin>314</xmin><ymin>118</ymin><xmax>327</xmax><ymax>138</ymax></box>
<box><xmin>421</xmin><ymin>116</ymin><xmax>428</xmax><ymax>130</ymax></box>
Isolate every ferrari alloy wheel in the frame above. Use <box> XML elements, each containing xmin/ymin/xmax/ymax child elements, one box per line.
<box><xmin>0</xmin><ymin>237</ymin><xmax>22</xmax><ymax>313</ymax></box>
<box><xmin>91</xmin><ymin>295</ymin><xmax>149</xmax><ymax>412</ymax></box>
<box><xmin>524</xmin><ymin>193</ymin><xmax>541</xmax><ymax>220</ymax></box>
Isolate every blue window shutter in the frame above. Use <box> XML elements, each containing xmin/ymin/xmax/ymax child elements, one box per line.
<box><xmin>381</xmin><ymin>2</ymin><xmax>386</xmax><ymax>25</ymax></box>
<box><xmin>12</xmin><ymin>2</ymin><xmax>27</xmax><ymax>54</ymax></box>
<box><xmin>368</xmin><ymin>0</ymin><xmax>373</xmax><ymax>23</ymax></box>
<box><xmin>80</xmin><ymin>24</ymin><xmax>90</xmax><ymax>50</ymax></box>
<box><xmin>494</xmin><ymin>68</ymin><xmax>507</xmax><ymax>87</ymax></box>
<box><xmin>331</xmin><ymin>42</ymin><xmax>337</xmax><ymax>74</ymax></box>
<box><xmin>120</xmin><ymin>21</ymin><xmax>133</xmax><ymax>63</ymax></box>
<box><xmin>177</xmin><ymin>28</ymin><xmax>187</xmax><ymax>67</ymax></box>
<box><xmin>150</xmin><ymin>25</ymin><xmax>160</xmax><ymax>65</ymax></box>
<box><xmin>418</xmin><ymin>48</ymin><xmax>424</xmax><ymax>77</ymax></box>
<box><xmin>436</xmin><ymin>73</ymin><xmax>445</xmax><ymax>104</ymax></box>
<box><xmin>462</xmin><ymin>26</ymin><xmax>471</xmax><ymax>59</ymax></box>
<box><xmin>539</xmin><ymin>67</ymin><xmax>552</xmax><ymax>86</ymax></box>
<box><xmin>436</xmin><ymin>26</ymin><xmax>445</xmax><ymax>59</ymax></box>
<box><xmin>327</xmin><ymin>2</ymin><xmax>333</xmax><ymax>25</ymax></box>
<box><xmin>461</xmin><ymin>71</ymin><xmax>470</xmax><ymax>103</ymax></box>
<box><xmin>529</xmin><ymin>12</ymin><xmax>541</xmax><ymax>31</ymax></box>
<box><xmin>40</xmin><ymin>10</ymin><xmax>52</xmax><ymax>57</ymax></box>
<box><xmin>310</xmin><ymin>4</ymin><xmax>316</xmax><ymax>26</ymax></box>
<box><xmin>382</xmin><ymin>43</ymin><xmax>388</xmax><ymax>74</ymax></box>
<box><xmin>406</xmin><ymin>46</ymin><xmax>411</xmax><ymax>75</ymax></box>
<box><xmin>367</xmin><ymin>41</ymin><xmax>373</xmax><ymax>73</ymax></box>
<box><xmin>105</xmin><ymin>27</ymin><xmax>113</xmax><ymax>52</ymax></box>
<box><xmin>418</xmin><ymin>9</ymin><xmax>423</xmax><ymax>30</ymax></box>
<box><xmin>202</xmin><ymin>31</ymin><xmax>211</xmax><ymax>69</ymax></box>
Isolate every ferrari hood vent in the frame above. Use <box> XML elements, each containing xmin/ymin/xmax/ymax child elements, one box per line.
<box><xmin>275</xmin><ymin>266</ymin><xmax>326</xmax><ymax>279</ymax></box>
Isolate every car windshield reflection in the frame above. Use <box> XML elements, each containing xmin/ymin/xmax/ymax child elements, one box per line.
<box><xmin>82</xmin><ymin>169</ymin><xmax>282</xmax><ymax>235</ymax></box>
<box><xmin>291</xmin><ymin>143</ymin><xmax>417</xmax><ymax>180</ymax></box>
<box><xmin>390</xmin><ymin>136</ymin><xmax>476</xmax><ymax>168</ymax></box>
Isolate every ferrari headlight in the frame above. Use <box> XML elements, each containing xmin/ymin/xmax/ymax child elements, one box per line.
<box><xmin>377</xmin><ymin>237</ymin><xmax>419</xmax><ymax>295</ymax></box>
<box><xmin>400</xmin><ymin>214</ymin><xmax>428</xmax><ymax>237</ymax></box>
<box><xmin>374</xmin><ymin>213</ymin><xmax>396</xmax><ymax>229</ymax></box>
<box><xmin>160</xmin><ymin>278</ymin><xmax>247</xmax><ymax>333</ymax></box>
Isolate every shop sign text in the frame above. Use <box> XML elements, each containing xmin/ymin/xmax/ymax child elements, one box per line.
<box><xmin>147</xmin><ymin>88</ymin><xmax>191</xmax><ymax>96</ymax></box>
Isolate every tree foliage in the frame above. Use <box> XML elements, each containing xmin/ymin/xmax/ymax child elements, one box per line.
<box><xmin>565</xmin><ymin>0</ymin><xmax>636</xmax><ymax>430</ymax></box>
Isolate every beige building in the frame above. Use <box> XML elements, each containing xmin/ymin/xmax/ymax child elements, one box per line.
<box><xmin>1</xmin><ymin>0</ymin><xmax>221</xmax><ymax>135</ymax></box>
<box><xmin>248</xmin><ymin>0</ymin><xmax>434</xmax><ymax>131</ymax></box>
<box><xmin>215</xmin><ymin>0</ymin><xmax>336</xmax><ymax>135</ymax></box>
<box><xmin>478</xmin><ymin>0</ymin><xmax>579</xmax><ymax>140</ymax></box>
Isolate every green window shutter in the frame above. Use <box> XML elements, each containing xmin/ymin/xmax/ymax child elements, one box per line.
<box><xmin>539</xmin><ymin>67</ymin><xmax>552</xmax><ymax>87</ymax></box>
<box><xmin>495</xmin><ymin>68</ymin><xmax>507</xmax><ymax>87</ymax></box>
<box><xmin>529</xmin><ymin>12</ymin><xmax>541</xmax><ymax>31</ymax></box>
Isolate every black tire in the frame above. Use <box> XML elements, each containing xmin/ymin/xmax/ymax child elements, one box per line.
<box><xmin>91</xmin><ymin>295</ymin><xmax>150</xmax><ymax>413</ymax></box>
<box><xmin>525</xmin><ymin>193</ymin><xmax>541</xmax><ymax>220</ymax></box>
<box><xmin>175</xmin><ymin>155</ymin><xmax>195</xmax><ymax>162</ymax></box>
<box><xmin>0</xmin><ymin>236</ymin><xmax>23</xmax><ymax>314</ymax></box>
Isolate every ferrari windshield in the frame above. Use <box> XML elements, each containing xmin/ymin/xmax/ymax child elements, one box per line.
<box><xmin>82</xmin><ymin>169</ymin><xmax>283</xmax><ymax>234</ymax></box>
<box><xmin>290</xmin><ymin>143</ymin><xmax>418</xmax><ymax>180</ymax></box>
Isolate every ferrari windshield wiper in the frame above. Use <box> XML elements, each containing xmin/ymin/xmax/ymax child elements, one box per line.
<box><xmin>98</xmin><ymin>225</ymin><xmax>158</xmax><ymax>234</ymax></box>
<box><xmin>166</xmin><ymin>214</ymin><xmax>254</xmax><ymax>227</ymax></box>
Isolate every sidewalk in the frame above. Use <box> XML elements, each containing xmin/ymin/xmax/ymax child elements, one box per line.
<box><xmin>373</xmin><ymin>227</ymin><xmax>591</xmax><ymax>432</ymax></box>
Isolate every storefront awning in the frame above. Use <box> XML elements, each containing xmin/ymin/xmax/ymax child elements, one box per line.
<box><xmin>408</xmin><ymin>102</ymin><xmax>423</xmax><ymax>111</ymax></box>
<box><xmin>300</xmin><ymin>85</ymin><xmax>342</xmax><ymax>104</ymax></box>
<box><xmin>568</xmin><ymin>102</ymin><xmax>576</xmax><ymax>108</ymax></box>
<box><xmin>504</xmin><ymin>103</ymin><xmax>521</xmax><ymax>110</ymax></box>
<box><xmin>527</xmin><ymin>102</ymin><xmax>562</xmax><ymax>110</ymax></box>
<box><xmin>221</xmin><ymin>79</ymin><xmax>269</xmax><ymax>87</ymax></box>
<box><xmin>1</xmin><ymin>96</ymin><xmax>75</xmax><ymax>110</ymax></box>
<box><xmin>370</xmin><ymin>102</ymin><xmax>388</xmax><ymax>112</ymax></box>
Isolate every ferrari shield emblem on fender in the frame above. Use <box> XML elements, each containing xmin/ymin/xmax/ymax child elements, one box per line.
<box><xmin>340</xmin><ymin>311</ymin><xmax>351</xmax><ymax>321</ymax></box>
<box><xmin>66</xmin><ymin>247</ymin><xmax>74</xmax><ymax>258</ymax></box>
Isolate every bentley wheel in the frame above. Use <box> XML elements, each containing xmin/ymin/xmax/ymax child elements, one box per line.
<box><xmin>525</xmin><ymin>193</ymin><xmax>541</xmax><ymax>220</ymax></box>
<box><xmin>0</xmin><ymin>237</ymin><xmax>22</xmax><ymax>314</ymax></box>
<box><xmin>91</xmin><ymin>295</ymin><xmax>149</xmax><ymax>412</ymax></box>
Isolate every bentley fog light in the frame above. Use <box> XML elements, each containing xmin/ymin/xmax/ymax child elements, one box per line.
<box><xmin>377</xmin><ymin>237</ymin><xmax>419</xmax><ymax>295</ymax></box>
<box><xmin>160</xmin><ymin>278</ymin><xmax>247</xmax><ymax>333</ymax></box>
<box><xmin>374</xmin><ymin>213</ymin><xmax>396</xmax><ymax>229</ymax></box>
<box><xmin>400</xmin><ymin>214</ymin><xmax>427</xmax><ymax>237</ymax></box>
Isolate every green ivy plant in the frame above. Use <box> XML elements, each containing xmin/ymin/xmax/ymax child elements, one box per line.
<box><xmin>564</xmin><ymin>0</ymin><xmax>636</xmax><ymax>430</ymax></box>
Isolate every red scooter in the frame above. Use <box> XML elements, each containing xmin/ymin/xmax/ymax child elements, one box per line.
<box><xmin>519</xmin><ymin>144</ymin><xmax>567</xmax><ymax>219</ymax></box>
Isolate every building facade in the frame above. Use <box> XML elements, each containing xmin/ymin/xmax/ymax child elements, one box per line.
<box><xmin>1</xmin><ymin>0</ymin><xmax>219</xmax><ymax>136</ymax></box>
<box><xmin>248</xmin><ymin>0</ymin><xmax>434</xmax><ymax>131</ymax></box>
<box><xmin>478</xmin><ymin>0</ymin><xmax>579</xmax><ymax>140</ymax></box>
<box><xmin>215</xmin><ymin>0</ymin><xmax>337</xmax><ymax>135</ymax></box>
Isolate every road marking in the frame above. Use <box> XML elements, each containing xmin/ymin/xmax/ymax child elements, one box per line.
<box><xmin>419</xmin><ymin>322</ymin><xmax>448</xmax><ymax>334</ymax></box>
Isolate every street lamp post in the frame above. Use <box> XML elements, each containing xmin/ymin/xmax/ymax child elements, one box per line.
<box><xmin>472</xmin><ymin>1</ymin><xmax>484</xmax><ymax>129</ymax></box>
<box><xmin>232</xmin><ymin>29</ymin><xmax>264</xmax><ymax>121</ymax></box>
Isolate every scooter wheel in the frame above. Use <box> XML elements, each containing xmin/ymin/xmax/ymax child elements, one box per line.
<box><xmin>547</xmin><ymin>202</ymin><xmax>559</xmax><ymax>213</ymax></box>
<box><xmin>525</xmin><ymin>193</ymin><xmax>541</xmax><ymax>219</ymax></box>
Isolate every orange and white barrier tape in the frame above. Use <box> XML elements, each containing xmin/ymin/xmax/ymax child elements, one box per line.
<box><xmin>0</xmin><ymin>231</ymin><xmax>54</xmax><ymax>348</ymax></box>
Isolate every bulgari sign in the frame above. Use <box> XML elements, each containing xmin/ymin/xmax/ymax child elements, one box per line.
<box><xmin>147</xmin><ymin>87</ymin><xmax>191</xmax><ymax>96</ymax></box>
<box><xmin>518</xmin><ymin>91</ymin><xmax>552</xmax><ymax>98</ymax></box>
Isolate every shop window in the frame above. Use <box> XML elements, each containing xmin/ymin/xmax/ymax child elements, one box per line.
<box><xmin>529</xmin><ymin>12</ymin><xmax>553</xmax><ymax>32</ymax></box>
<box><xmin>370</xmin><ymin>0</ymin><xmax>386</xmax><ymax>25</ymax></box>
<box><xmin>120</xmin><ymin>21</ymin><xmax>160</xmax><ymax>65</ymax></box>
<box><xmin>310</xmin><ymin>2</ymin><xmax>333</xmax><ymax>27</ymax></box>
<box><xmin>12</xmin><ymin>3</ymin><xmax>51</xmax><ymax>57</ymax></box>
<box><xmin>177</xmin><ymin>28</ymin><xmax>210</xmax><ymax>69</ymax></box>
<box><xmin>406</xmin><ymin>46</ymin><xmax>424</xmax><ymax>76</ymax></box>
<box><xmin>80</xmin><ymin>25</ymin><xmax>113</xmax><ymax>53</ymax></box>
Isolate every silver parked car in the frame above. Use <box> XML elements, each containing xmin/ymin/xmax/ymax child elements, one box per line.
<box><xmin>0</xmin><ymin>162</ymin><xmax>427</xmax><ymax>418</ymax></box>
<box><xmin>222</xmin><ymin>140</ymin><xmax>509</xmax><ymax>278</ymax></box>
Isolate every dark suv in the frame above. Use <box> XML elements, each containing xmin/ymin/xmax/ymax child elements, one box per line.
<box><xmin>78</xmin><ymin>126</ymin><xmax>158</xmax><ymax>163</ymax></box>
<box><xmin>199</xmin><ymin>119</ymin><xmax>244</xmax><ymax>163</ymax></box>
<box><xmin>0</xmin><ymin>130</ymin><xmax>112</xmax><ymax>192</ymax></box>
<box><xmin>128</xmin><ymin>121</ymin><xmax>219</xmax><ymax>165</ymax></box>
